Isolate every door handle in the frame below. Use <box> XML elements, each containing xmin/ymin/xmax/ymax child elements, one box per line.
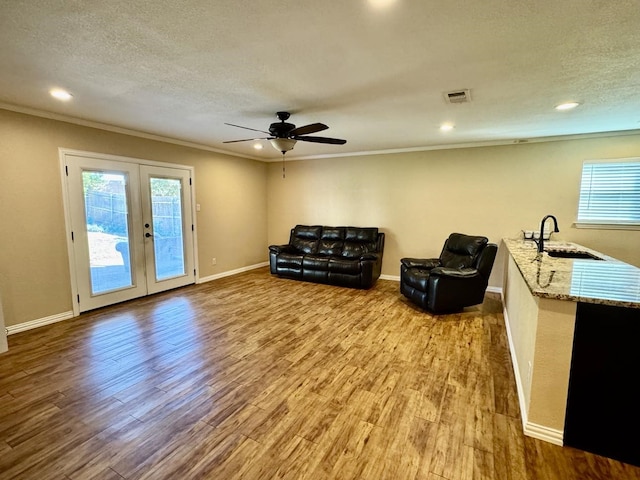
<box><xmin>145</xmin><ymin>232</ymin><xmax>153</xmax><ymax>238</ymax></box>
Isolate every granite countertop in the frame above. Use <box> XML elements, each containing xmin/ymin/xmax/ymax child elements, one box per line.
<box><xmin>503</xmin><ymin>238</ymin><xmax>640</xmax><ymax>309</ymax></box>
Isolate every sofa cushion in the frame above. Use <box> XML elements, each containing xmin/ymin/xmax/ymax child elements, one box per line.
<box><xmin>294</xmin><ymin>225</ymin><xmax>323</xmax><ymax>239</ymax></box>
<box><xmin>302</xmin><ymin>254</ymin><xmax>330</xmax><ymax>270</ymax></box>
<box><xmin>339</xmin><ymin>227</ymin><xmax>380</xmax><ymax>258</ymax></box>
<box><xmin>328</xmin><ymin>257</ymin><xmax>361</xmax><ymax>274</ymax></box>
<box><xmin>321</xmin><ymin>227</ymin><xmax>346</xmax><ymax>240</ymax></box>
<box><xmin>276</xmin><ymin>252</ymin><xmax>304</xmax><ymax>269</ymax></box>
<box><xmin>342</xmin><ymin>241</ymin><xmax>379</xmax><ymax>258</ymax></box>
<box><xmin>341</xmin><ymin>243</ymin><xmax>364</xmax><ymax>258</ymax></box>
<box><xmin>291</xmin><ymin>238</ymin><xmax>317</xmax><ymax>254</ymax></box>
<box><xmin>345</xmin><ymin>227</ymin><xmax>378</xmax><ymax>243</ymax></box>
<box><xmin>290</xmin><ymin>225</ymin><xmax>322</xmax><ymax>253</ymax></box>
<box><xmin>318</xmin><ymin>240</ymin><xmax>343</xmax><ymax>255</ymax></box>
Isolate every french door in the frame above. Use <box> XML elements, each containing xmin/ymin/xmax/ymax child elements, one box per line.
<box><xmin>63</xmin><ymin>152</ymin><xmax>195</xmax><ymax>313</ymax></box>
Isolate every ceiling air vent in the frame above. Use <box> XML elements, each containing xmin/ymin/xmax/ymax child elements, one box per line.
<box><xmin>444</xmin><ymin>89</ymin><xmax>471</xmax><ymax>104</ymax></box>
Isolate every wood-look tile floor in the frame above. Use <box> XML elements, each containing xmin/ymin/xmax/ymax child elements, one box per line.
<box><xmin>1</xmin><ymin>268</ymin><xmax>639</xmax><ymax>479</ymax></box>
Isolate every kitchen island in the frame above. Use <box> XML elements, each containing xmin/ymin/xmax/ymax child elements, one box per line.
<box><xmin>502</xmin><ymin>238</ymin><xmax>640</xmax><ymax>466</ymax></box>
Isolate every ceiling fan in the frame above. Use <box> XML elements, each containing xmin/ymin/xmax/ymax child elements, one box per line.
<box><xmin>223</xmin><ymin>111</ymin><xmax>347</xmax><ymax>154</ymax></box>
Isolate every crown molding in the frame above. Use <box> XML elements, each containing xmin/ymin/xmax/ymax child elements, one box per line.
<box><xmin>0</xmin><ymin>102</ymin><xmax>263</xmax><ymax>161</ymax></box>
<box><xmin>2</xmin><ymin>102</ymin><xmax>639</xmax><ymax>164</ymax></box>
<box><xmin>280</xmin><ymin>129</ymin><xmax>640</xmax><ymax>162</ymax></box>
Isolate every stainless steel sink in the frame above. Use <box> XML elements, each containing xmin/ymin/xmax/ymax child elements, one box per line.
<box><xmin>545</xmin><ymin>250</ymin><xmax>603</xmax><ymax>260</ymax></box>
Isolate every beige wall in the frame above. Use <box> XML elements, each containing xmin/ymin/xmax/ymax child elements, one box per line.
<box><xmin>267</xmin><ymin>134</ymin><xmax>640</xmax><ymax>286</ymax></box>
<box><xmin>0</xmin><ymin>109</ymin><xmax>267</xmax><ymax>327</ymax></box>
<box><xmin>504</xmin><ymin>255</ymin><xmax>539</xmax><ymax>410</ymax></box>
<box><xmin>528</xmin><ymin>297</ymin><xmax>577</xmax><ymax>432</ymax></box>
<box><xmin>2</xmin><ymin>106</ymin><xmax>639</xmax><ymax>329</ymax></box>
<box><xmin>0</xmin><ymin>295</ymin><xmax>6</xmax><ymax>353</ymax></box>
<box><xmin>504</xmin><ymin>255</ymin><xmax>577</xmax><ymax>434</ymax></box>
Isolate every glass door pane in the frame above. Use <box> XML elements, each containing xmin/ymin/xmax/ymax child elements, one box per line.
<box><xmin>140</xmin><ymin>165</ymin><xmax>195</xmax><ymax>295</ymax></box>
<box><xmin>82</xmin><ymin>171</ymin><xmax>133</xmax><ymax>294</ymax></box>
<box><xmin>65</xmin><ymin>154</ymin><xmax>146</xmax><ymax>313</ymax></box>
<box><xmin>149</xmin><ymin>177</ymin><xmax>185</xmax><ymax>280</ymax></box>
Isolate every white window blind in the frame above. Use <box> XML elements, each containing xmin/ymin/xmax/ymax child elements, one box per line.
<box><xmin>577</xmin><ymin>159</ymin><xmax>640</xmax><ymax>226</ymax></box>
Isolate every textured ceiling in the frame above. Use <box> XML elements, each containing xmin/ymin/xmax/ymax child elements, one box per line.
<box><xmin>1</xmin><ymin>0</ymin><xmax>639</xmax><ymax>161</ymax></box>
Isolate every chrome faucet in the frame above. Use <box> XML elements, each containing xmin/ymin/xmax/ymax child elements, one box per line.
<box><xmin>537</xmin><ymin>214</ymin><xmax>559</xmax><ymax>254</ymax></box>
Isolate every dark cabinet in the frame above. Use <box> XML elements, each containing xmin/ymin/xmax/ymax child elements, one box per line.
<box><xmin>564</xmin><ymin>302</ymin><xmax>640</xmax><ymax>466</ymax></box>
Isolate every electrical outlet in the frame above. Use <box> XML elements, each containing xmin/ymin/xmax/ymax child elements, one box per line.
<box><xmin>212</xmin><ymin>258</ymin><xmax>217</xmax><ymax>265</ymax></box>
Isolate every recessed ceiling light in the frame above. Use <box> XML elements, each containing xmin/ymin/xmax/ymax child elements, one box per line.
<box><xmin>440</xmin><ymin>124</ymin><xmax>454</xmax><ymax>132</ymax></box>
<box><xmin>368</xmin><ymin>0</ymin><xmax>397</xmax><ymax>9</ymax></box>
<box><xmin>253</xmin><ymin>143</ymin><xmax>263</xmax><ymax>150</ymax></box>
<box><xmin>555</xmin><ymin>102</ymin><xmax>580</xmax><ymax>111</ymax></box>
<box><xmin>50</xmin><ymin>88</ymin><xmax>73</xmax><ymax>101</ymax></box>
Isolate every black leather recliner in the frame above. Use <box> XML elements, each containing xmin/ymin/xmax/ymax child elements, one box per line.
<box><xmin>400</xmin><ymin>233</ymin><xmax>497</xmax><ymax>313</ymax></box>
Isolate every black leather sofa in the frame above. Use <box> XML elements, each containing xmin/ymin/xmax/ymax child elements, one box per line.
<box><xmin>269</xmin><ymin>225</ymin><xmax>385</xmax><ymax>289</ymax></box>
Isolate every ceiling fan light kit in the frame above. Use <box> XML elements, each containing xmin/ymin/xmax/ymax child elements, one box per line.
<box><xmin>224</xmin><ymin>111</ymin><xmax>346</xmax><ymax>154</ymax></box>
<box><xmin>224</xmin><ymin>111</ymin><xmax>347</xmax><ymax>178</ymax></box>
<box><xmin>269</xmin><ymin>137</ymin><xmax>297</xmax><ymax>153</ymax></box>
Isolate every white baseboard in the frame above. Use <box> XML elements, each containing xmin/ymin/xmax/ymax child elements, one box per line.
<box><xmin>7</xmin><ymin>310</ymin><xmax>74</xmax><ymax>335</ymax></box>
<box><xmin>524</xmin><ymin>421</ymin><xmax>564</xmax><ymax>446</ymax></box>
<box><xmin>486</xmin><ymin>285</ymin><xmax>503</xmax><ymax>294</ymax></box>
<box><xmin>501</xmin><ymin>301</ymin><xmax>530</xmax><ymax>431</ymax></box>
<box><xmin>500</xmin><ymin>291</ymin><xmax>564</xmax><ymax>446</ymax></box>
<box><xmin>380</xmin><ymin>274</ymin><xmax>400</xmax><ymax>281</ymax></box>
<box><xmin>0</xmin><ymin>297</ymin><xmax>7</xmax><ymax>352</ymax></box>
<box><xmin>6</xmin><ymin>263</ymin><xmax>269</xmax><ymax>336</ymax></box>
<box><xmin>198</xmin><ymin>262</ymin><xmax>269</xmax><ymax>284</ymax></box>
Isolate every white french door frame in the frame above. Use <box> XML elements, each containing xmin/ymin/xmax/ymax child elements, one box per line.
<box><xmin>140</xmin><ymin>164</ymin><xmax>196</xmax><ymax>295</ymax></box>
<box><xmin>59</xmin><ymin>148</ymin><xmax>199</xmax><ymax>317</ymax></box>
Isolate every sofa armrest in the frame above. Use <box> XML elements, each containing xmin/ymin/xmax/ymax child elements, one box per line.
<box><xmin>269</xmin><ymin>244</ymin><xmax>294</xmax><ymax>254</ymax></box>
<box><xmin>401</xmin><ymin>257</ymin><xmax>440</xmax><ymax>269</ymax></box>
<box><xmin>360</xmin><ymin>253</ymin><xmax>380</xmax><ymax>261</ymax></box>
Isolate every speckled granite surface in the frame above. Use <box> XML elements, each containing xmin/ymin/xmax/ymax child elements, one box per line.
<box><xmin>504</xmin><ymin>238</ymin><xmax>640</xmax><ymax>309</ymax></box>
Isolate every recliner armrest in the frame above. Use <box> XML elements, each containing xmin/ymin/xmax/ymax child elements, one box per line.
<box><xmin>429</xmin><ymin>267</ymin><xmax>479</xmax><ymax>278</ymax></box>
<box><xmin>360</xmin><ymin>253</ymin><xmax>380</xmax><ymax>261</ymax></box>
<box><xmin>269</xmin><ymin>244</ymin><xmax>294</xmax><ymax>254</ymax></box>
<box><xmin>401</xmin><ymin>257</ymin><xmax>440</xmax><ymax>269</ymax></box>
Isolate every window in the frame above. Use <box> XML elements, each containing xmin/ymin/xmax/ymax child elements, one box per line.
<box><xmin>577</xmin><ymin>158</ymin><xmax>640</xmax><ymax>228</ymax></box>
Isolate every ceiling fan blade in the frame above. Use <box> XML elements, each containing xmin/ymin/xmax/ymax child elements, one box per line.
<box><xmin>224</xmin><ymin>123</ymin><xmax>271</xmax><ymax>135</ymax></box>
<box><xmin>223</xmin><ymin>137</ymin><xmax>271</xmax><ymax>143</ymax></box>
<box><xmin>293</xmin><ymin>135</ymin><xmax>347</xmax><ymax>145</ymax></box>
<box><xmin>289</xmin><ymin>123</ymin><xmax>328</xmax><ymax>136</ymax></box>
